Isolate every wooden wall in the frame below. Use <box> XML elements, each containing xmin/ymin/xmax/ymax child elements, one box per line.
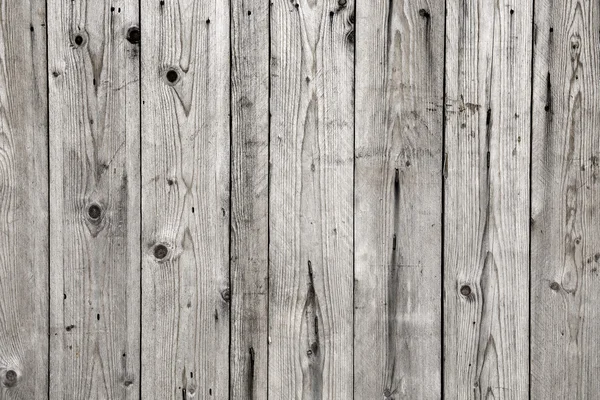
<box><xmin>0</xmin><ymin>0</ymin><xmax>599</xmax><ymax>399</ymax></box>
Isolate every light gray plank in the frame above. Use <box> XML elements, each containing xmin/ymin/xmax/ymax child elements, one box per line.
<box><xmin>268</xmin><ymin>0</ymin><xmax>354</xmax><ymax>397</ymax></box>
<box><xmin>444</xmin><ymin>1</ymin><xmax>532</xmax><ymax>398</ymax></box>
<box><xmin>531</xmin><ymin>1</ymin><xmax>600</xmax><ymax>398</ymax></box>
<box><xmin>354</xmin><ymin>1</ymin><xmax>444</xmax><ymax>398</ymax></box>
<box><xmin>48</xmin><ymin>1</ymin><xmax>141</xmax><ymax>398</ymax></box>
<box><xmin>230</xmin><ymin>0</ymin><xmax>270</xmax><ymax>399</ymax></box>
<box><xmin>140</xmin><ymin>1</ymin><xmax>230</xmax><ymax>398</ymax></box>
<box><xmin>0</xmin><ymin>1</ymin><xmax>48</xmax><ymax>399</ymax></box>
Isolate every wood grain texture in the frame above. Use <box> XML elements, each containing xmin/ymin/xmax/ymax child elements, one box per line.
<box><xmin>140</xmin><ymin>1</ymin><xmax>230</xmax><ymax>399</ymax></box>
<box><xmin>531</xmin><ymin>1</ymin><xmax>600</xmax><ymax>398</ymax></box>
<box><xmin>230</xmin><ymin>0</ymin><xmax>269</xmax><ymax>399</ymax></box>
<box><xmin>268</xmin><ymin>0</ymin><xmax>354</xmax><ymax>397</ymax></box>
<box><xmin>0</xmin><ymin>1</ymin><xmax>48</xmax><ymax>399</ymax></box>
<box><xmin>48</xmin><ymin>1</ymin><xmax>140</xmax><ymax>398</ymax></box>
<box><xmin>444</xmin><ymin>0</ymin><xmax>532</xmax><ymax>398</ymax></box>
<box><xmin>354</xmin><ymin>1</ymin><xmax>444</xmax><ymax>399</ymax></box>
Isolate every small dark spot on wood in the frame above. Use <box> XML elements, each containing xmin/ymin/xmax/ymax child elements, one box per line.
<box><xmin>510</xmin><ymin>9</ymin><xmax>514</xmax><ymax>14</ymax></box>
<box><xmin>126</xmin><ymin>26</ymin><xmax>140</xmax><ymax>44</ymax></box>
<box><xmin>329</xmin><ymin>11</ymin><xmax>334</xmax><ymax>17</ymax></box>
<box><xmin>295</xmin><ymin>3</ymin><xmax>299</xmax><ymax>8</ymax></box>
<box><xmin>550</xmin><ymin>282</ymin><xmax>560</xmax><ymax>291</ymax></box>
<box><xmin>594</xmin><ymin>253</ymin><xmax>600</xmax><ymax>262</ymax></box>
<box><xmin>549</xmin><ymin>27</ymin><xmax>553</xmax><ymax>32</ymax></box>
<box><xmin>88</xmin><ymin>204</ymin><xmax>102</xmax><ymax>220</ymax></box>
<box><xmin>221</xmin><ymin>288</ymin><xmax>231</xmax><ymax>302</ymax></box>
<box><xmin>167</xmin><ymin>178</ymin><xmax>174</xmax><ymax>186</ymax></box>
<box><xmin>123</xmin><ymin>353</ymin><xmax>126</xmax><ymax>357</ymax></box>
<box><xmin>124</xmin><ymin>380</ymin><xmax>133</xmax><ymax>387</ymax></box>
<box><xmin>30</xmin><ymin>25</ymin><xmax>34</xmax><ymax>32</ymax></box>
<box><xmin>52</xmin><ymin>71</ymin><xmax>60</xmax><ymax>77</ymax></box>
<box><xmin>392</xmin><ymin>234</ymin><xmax>396</xmax><ymax>251</ymax></box>
<box><xmin>191</xmin><ymin>207</ymin><xmax>195</xmax><ymax>213</ymax></box>
<box><xmin>154</xmin><ymin>244</ymin><xmax>168</xmax><ymax>260</ymax></box>
<box><xmin>165</xmin><ymin>69</ymin><xmax>179</xmax><ymax>84</ymax></box>
<box><xmin>405</xmin><ymin>160</ymin><xmax>411</xmax><ymax>167</ymax></box>
<box><xmin>206</xmin><ymin>18</ymin><xmax>211</xmax><ymax>24</ymax></box>
<box><xmin>460</xmin><ymin>285</ymin><xmax>471</xmax><ymax>296</ymax></box>
<box><xmin>73</xmin><ymin>34</ymin><xmax>85</xmax><ymax>47</ymax></box>
<box><xmin>97</xmin><ymin>314</ymin><xmax>100</xmax><ymax>321</ymax></box>
<box><xmin>419</xmin><ymin>9</ymin><xmax>430</xmax><ymax>19</ymax></box>
<box><xmin>248</xmin><ymin>10</ymin><xmax>252</xmax><ymax>15</ymax></box>
<box><xmin>66</xmin><ymin>325</ymin><xmax>75</xmax><ymax>331</ymax></box>
<box><xmin>111</xmin><ymin>6</ymin><xmax>115</xmax><ymax>11</ymax></box>
<box><xmin>63</xmin><ymin>293</ymin><xmax>67</xmax><ymax>300</ymax></box>
<box><xmin>159</xmin><ymin>1</ymin><xmax>164</xmax><ymax>6</ymax></box>
<box><xmin>486</xmin><ymin>108</ymin><xmax>491</xmax><ymax>125</ymax></box>
<box><xmin>4</xmin><ymin>370</ymin><xmax>17</xmax><ymax>387</ymax></box>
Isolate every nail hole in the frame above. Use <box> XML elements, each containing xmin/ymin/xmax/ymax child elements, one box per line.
<box><xmin>460</xmin><ymin>285</ymin><xmax>471</xmax><ymax>296</ymax></box>
<box><xmin>165</xmin><ymin>69</ymin><xmax>179</xmax><ymax>85</ymax></box>
<box><xmin>126</xmin><ymin>26</ymin><xmax>140</xmax><ymax>44</ymax></box>
<box><xmin>88</xmin><ymin>204</ymin><xmax>102</xmax><ymax>220</ymax></box>
<box><xmin>154</xmin><ymin>244</ymin><xmax>169</xmax><ymax>260</ymax></box>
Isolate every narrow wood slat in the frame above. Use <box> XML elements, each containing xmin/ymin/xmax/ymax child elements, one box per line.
<box><xmin>0</xmin><ymin>1</ymin><xmax>48</xmax><ymax>399</ymax></box>
<box><xmin>354</xmin><ymin>1</ymin><xmax>444</xmax><ymax>398</ymax></box>
<box><xmin>230</xmin><ymin>0</ymin><xmax>270</xmax><ymax>398</ymax></box>
<box><xmin>268</xmin><ymin>0</ymin><xmax>354</xmax><ymax>397</ymax></box>
<box><xmin>140</xmin><ymin>1</ymin><xmax>230</xmax><ymax>398</ymax></box>
<box><xmin>444</xmin><ymin>0</ymin><xmax>532</xmax><ymax>398</ymax></box>
<box><xmin>531</xmin><ymin>1</ymin><xmax>600</xmax><ymax>398</ymax></box>
<box><xmin>48</xmin><ymin>1</ymin><xmax>141</xmax><ymax>398</ymax></box>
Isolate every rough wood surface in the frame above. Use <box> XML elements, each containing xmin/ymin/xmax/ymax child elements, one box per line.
<box><xmin>48</xmin><ymin>1</ymin><xmax>140</xmax><ymax>399</ymax></box>
<box><xmin>531</xmin><ymin>0</ymin><xmax>600</xmax><ymax>398</ymax></box>
<box><xmin>268</xmin><ymin>0</ymin><xmax>354</xmax><ymax>397</ymax></box>
<box><xmin>444</xmin><ymin>0</ymin><xmax>532</xmax><ymax>398</ymax></box>
<box><xmin>354</xmin><ymin>1</ymin><xmax>444</xmax><ymax>399</ymax></box>
<box><xmin>140</xmin><ymin>1</ymin><xmax>230</xmax><ymax>399</ymax></box>
<box><xmin>0</xmin><ymin>1</ymin><xmax>48</xmax><ymax>399</ymax></box>
<box><xmin>230</xmin><ymin>0</ymin><xmax>270</xmax><ymax>399</ymax></box>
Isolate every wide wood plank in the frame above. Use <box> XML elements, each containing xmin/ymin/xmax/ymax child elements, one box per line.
<box><xmin>0</xmin><ymin>1</ymin><xmax>48</xmax><ymax>399</ymax></box>
<box><xmin>444</xmin><ymin>0</ymin><xmax>532</xmax><ymax>398</ymax></box>
<box><xmin>48</xmin><ymin>1</ymin><xmax>141</xmax><ymax>398</ymax></box>
<box><xmin>354</xmin><ymin>1</ymin><xmax>444</xmax><ymax>398</ymax></box>
<box><xmin>531</xmin><ymin>1</ymin><xmax>600</xmax><ymax>398</ymax></box>
<box><xmin>230</xmin><ymin>0</ymin><xmax>270</xmax><ymax>399</ymax></box>
<box><xmin>140</xmin><ymin>1</ymin><xmax>230</xmax><ymax>398</ymax></box>
<box><xmin>268</xmin><ymin>0</ymin><xmax>354</xmax><ymax>397</ymax></box>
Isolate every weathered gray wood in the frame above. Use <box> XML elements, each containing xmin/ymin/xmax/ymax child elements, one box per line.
<box><xmin>140</xmin><ymin>1</ymin><xmax>230</xmax><ymax>398</ymax></box>
<box><xmin>48</xmin><ymin>1</ymin><xmax>141</xmax><ymax>398</ymax></box>
<box><xmin>354</xmin><ymin>1</ymin><xmax>444</xmax><ymax>398</ymax></box>
<box><xmin>444</xmin><ymin>1</ymin><xmax>532</xmax><ymax>398</ymax></box>
<box><xmin>268</xmin><ymin>0</ymin><xmax>354</xmax><ymax>397</ymax></box>
<box><xmin>531</xmin><ymin>1</ymin><xmax>600</xmax><ymax>398</ymax></box>
<box><xmin>0</xmin><ymin>1</ymin><xmax>48</xmax><ymax>399</ymax></box>
<box><xmin>230</xmin><ymin>0</ymin><xmax>269</xmax><ymax>399</ymax></box>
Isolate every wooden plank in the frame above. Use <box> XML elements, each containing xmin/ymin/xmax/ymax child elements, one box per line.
<box><xmin>230</xmin><ymin>0</ymin><xmax>269</xmax><ymax>398</ymax></box>
<box><xmin>0</xmin><ymin>1</ymin><xmax>48</xmax><ymax>399</ymax></box>
<box><xmin>140</xmin><ymin>1</ymin><xmax>230</xmax><ymax>399</ymax></box>
<box><xmin>48</xmin><ymin>1</ymin><xmax>140</xmax><ymax>398</ymax></box>
<box><xmin>268</xmin><ymin>0</ymin><xmax>354</xmax><ymax>397</ymax></box>
<box><xmin>444</xmin><ymin>0</ymin><xmax>532</xmax><ymax>398</ymax></box>
<box><xmin>354</xmin><ymin>1</ymin><xmax>444</xmax><ymax>398</ymax></box>
<box><xmin>531</xmin><ymin>1</ymin><xmax>600</xmax><ymax>398</ymax></box>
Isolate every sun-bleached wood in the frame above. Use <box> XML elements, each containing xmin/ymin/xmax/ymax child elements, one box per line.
<box><xmin>230</xmin><ymin>0</ymin><xmax>270</xmax><ymax>399</ymax></box>
<box><xmin>0</xmin><ymin>1</ymin><xmax>48</xmax><ymax>399</ymax></box>
<box><xmin>140</xmin><ymin>1</ymin><xmax>230</xmax><ymax>398</ymax></box>
<box><xmin>444</xmin><ymin>0</ymin><xmax>532</xmax><ymax>398</ymax></box>
<box><xmin>48</xmin><ymin>1</ymin><xmax>140</xmax><ymax>398</ymax></box>
<box><xmin>268</xmin><ymin>0</ymin><xmax>355</xmax><ymax>398</ymax></box>
<box><xmin>354</xmin><ymin>1</ymin><xmax>444</xmax><ymax>398</ymax></box>
<box><xmin>531</xmin><ymin>1</ymin><xmax>600</xmax><ymax>398</ymax></box>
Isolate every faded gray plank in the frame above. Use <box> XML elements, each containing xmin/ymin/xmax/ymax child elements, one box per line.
<box><xmin>268</xmin><ymin>0</ymin><xmax>354</xmax><ymax>397</ymax></box>
<box><xmin>444</xmin><ymin>0</ymin><xmax>532</xmax><ymax>398</ymax></box>
<box><xmin>0</xmin><ymin>1</ymin><xmax>48</xmax><ymax>399</ymax></box>
<box><xmin>230</xmin><ymin>0</ymin><xmax>270</xmax><ymax>399</ymax></box>
<box><xmin>354</xmin><ymin>1</ymin><xmax>444</xmax><ymax>398</ymax></box>
<box><xmin>48</xmin><ymin>1</ymin><xmax>141</xmax><ymax>398</ymax></box>
<box><xmin>531</xmin><ymin>1</ymin><xmax>600</xmax><ymax>398</ymax></box>
<box><xmin>140</xmin><ymin>1</ymin><xmax>230</xmax><ymax>399</ymax></box>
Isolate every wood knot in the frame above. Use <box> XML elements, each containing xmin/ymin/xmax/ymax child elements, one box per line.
<box><xmin>126</xmin><ymin>26</ymin><xmax>140</xmax><ymax>44</ymax></box>
<box><xmin>164</xmin><ymin>68</ymin><xmax>180</xmax><ymax>85</ymax></box>
<box><xmin>153</xmin><ymin>243</ymin><xmax>169</xmax><ymax>260</ymax></box>
<box><xmin>72</xmin><ymin>32</ymin><xmax>87</xmax><ymax>47</ymax></box>
<box><xmin>460</xmin><ymin>285</ymin><xmax>471</xmax><ymax>296</ymax></box>
<box><xmin>338</xmin><ymin>0</ymin><xmax>346</xmax><ymax>5</ymax></box>
<box><xmin>550</xmin><ymin>282</ymin><xmax>560</xmax><ymax>291</ymax></box>
<box><xmin>87</xmin><ymin>203</ymin><xmax>102</xmax><ymax>221</ymax></box>
<box><xmin>221</xmin><ymin>288</ymin><xmax>231</xmax><ymax>302</ymax></box>
<box><xmin>419</xmin><ymin>9</ymin><xmax>430</xmax><ymax>19</ymax></box>
<box><xmin>2</xmin><ymin>370</ymin><xmax>18</xmax><ymax>387</ymax></box>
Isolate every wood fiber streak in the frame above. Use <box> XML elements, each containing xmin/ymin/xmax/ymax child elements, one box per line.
<box><xmin>48</xmin><ymin>1</ymin><xmax>140</xmax><ymax>399</ymax></box>
<box><xmin>140</xmin><ymin>1</ymin><xmax>230</xmax><ymax>399</ymax></box>
<box><xmin>269</xmin><ymin>0</ymin><xmax>354</xmax><ymax>398</ymax></box>
<box><xmin>444</xmin><ymin>0</ymin><xmax>532</xmax><ymax>398</ymax></box>
<box><xmin>230</xmin><ymin>0</ymin><xmax>270</xmax><ymax>399</ymax></box>
<box><xmin>354</xmin><ymin>1</ymin><xmax>444</xmax><ymax>399</ymax></box>
<box><xmin>531</xmin><ymin>0</ymin><xmax>600</xmax><ymax>398</ymax></box>
<box><xmin>0</xmin><ymin>1</ymin><xmax>48</xmax><ymax>399</ymax></box>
